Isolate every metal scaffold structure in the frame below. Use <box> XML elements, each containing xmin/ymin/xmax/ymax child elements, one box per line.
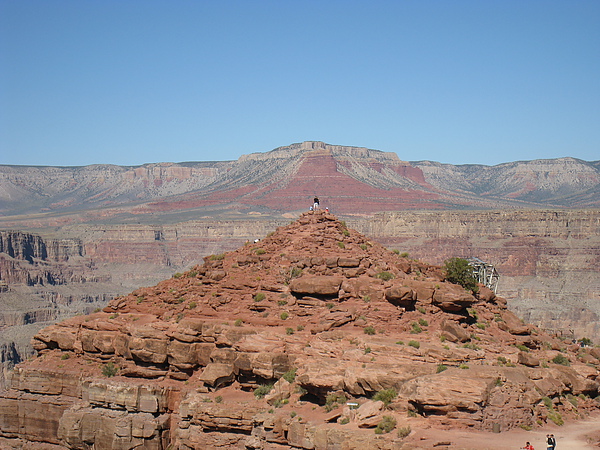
<box><xmin>466</xmin><ymin>257</ymin><xmax>500</xmax><ymax>293</ymax></box>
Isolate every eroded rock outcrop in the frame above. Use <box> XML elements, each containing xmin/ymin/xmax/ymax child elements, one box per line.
<box><xmin>0</xmin><ymin>212</ymin><xmax>598</xmax><ymax>449</ymax></box>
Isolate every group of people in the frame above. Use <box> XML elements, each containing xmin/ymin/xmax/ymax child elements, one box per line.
<box><xmin>522</xmin><ymin>434</ymin><xmax>556</xmax><ymax>450</ymax></box>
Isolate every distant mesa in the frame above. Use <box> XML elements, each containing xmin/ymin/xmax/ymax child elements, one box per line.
<box><xmin>0</xmin><ymin>141</ymin><xmax>598</xmax><ymax>225</ymax></box>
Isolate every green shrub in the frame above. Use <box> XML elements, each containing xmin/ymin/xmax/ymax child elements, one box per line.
<box><xmin>343</xmin><ymin>229</ymin><xmax>350</xmax><ymax>236</ymax></box>
<box><xmin>254</xmin><ymin>292</ymin><xmax>266</xmax><ymax>302</ymax></box>
<box><xmin>417</xmin><ymin>306</ymin><xmax>426</xmax><ymax>314</ymax></box>
<box><xmin>376</xmin><ymin>271</ymin><xmax>394</xmax><ymax>281</ymax></box>
<box><xmin>280</xmin><ymin>311</ymin><xmax>289</xmax><ymax>320</ymax></box>
<box><xmin>290</xmin><ymin>267</ymin><xmax>303</xmax><ymax>278</ymax></box>
<box><xmin>410</xmin><ymin>322</ymin><xmax>422</xmax><ymax>334</ymax></box>
<box><xmin>436</xmin><ymin>364</ymin><xmax>447</xmax><ymax>373</ymax></box>
<box><xmin>337</xmin><ymin>242</ymin><xmax>346</xmax><ymax>249</ymax></box>
<box><xmin>254</xmin><ymin>384</ymin><xmax>274</xmax><ymax>399</ymax></box>
<box><xmin>326</xmin><ymin>302</ymin><xmax>335</xmax><ymax>309</ymax></box>
<box><xmin>209</xmin><ymin>253</ymin><xmax>225</xmax><ymax>260</ymax></box>
<box><xmin>102</xmin><ymin>362</ymin><xmax>118</xmax><ymax>377</ymax></box>
<box><xmin>286</xmin><ymin>327</ymin><xmax>294</xmax><ymax>335</ymax></box>
<box><xmin>364</xmin><ymin>326</ymin><xmax>376</xmax><ymax>335</ymax></box>
<box><xmin>397</xmin><ymin>425</ymin><xmax>411</xmax><ymax>438</ymax></box>
<box><xmin>173</xmin><ymin>272</ymin><xmax>183</xmax><ymax>279</ymax></box>
<box><xmin>325</xmin><ymin>392</ymin><xmax>347</xmax><ymax>412</ymax></box>
<box><xmin>459</xmin><ymin>363</ymin><xmax>469</xmax><ymax>369</ymax></box>
<box><xmin>400</xmin><ymin>252</ymin><xmax>409</xmax><ymax>258</ymax></box>
<box><xmin>188</xmin><ymin>301</ymin><xmax>197</xmax><ymax>309</ymax></box>
<box><xmin>552</xmin><ymin>354</ymin><xmax>570</xmax><ymax>366</ymax></box>
<box><xmin>215</xmin><ymin>395</ymin><xmax>223</xmax><ymax>403</ymax></box>
<box><xmin>372</xmin><ymin>389</ymin><xmax>397</xmax><ymax>407</ymax></box>
<box><xmin>392</xmin><ymin>249</ymin><xmax>400</xmax><ymax>254</ymax></box>
<box><xmin>234</xmin><ymin>319</ymin><xmax>243</xmax><ymax>327</ymax></box>
<box><xmin>255</xmin><ymin>248</ymin><xmax>266</xmax><ymax>255</ymax></box>
<box><xmin>516</xmin><ymin>344</ymin><xmax>529</xmax><ymax>352</ymax></box>
<box><xmin>476</xmin><ymin>322</ymin><xmax>486</xmax><ymax>330</ymax></box>
<box><xmin>360</xmin><ymin>244</ymin><xmax>368</xmax><ymax>251</ymax></box>
<box><xmin>418</xmin><ymin>318</ymin><xmax>428</xmax><ymax>327</ymax></box>
<box><xmin>443</xmin><ymin>257</ymin><xmax>478</xmax><ymax>293</ymax></box>
<box><xmin>374</xmin><ymin>415</ymin><xmax>397</xmax><ymax>434</ymax></box>
<box><xmin>408</xmin><ymin>340</ymin><xmax>420</xmax><ymax>349</ymax></box>
<box><xmin>60</xmin><ymin>353</ymin><xmax>70</xmax><ymax>360</ymax></box>
<box><xmin>278</xmin><ymin>300</ymin><xmax>288</xmax><ymax>306</ymax></box>
<box><xmin>297</xmin><ymin>325</ymin><xmax>304</xmax><ymax>331</ymax></box>
<box><xmin>282</xmin><ymin>368</ymin><xmax>297</xmax><ymax>383</ymax></box>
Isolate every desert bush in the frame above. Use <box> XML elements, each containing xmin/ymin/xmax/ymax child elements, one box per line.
<box><xmin>254</xmin><ymin>292</ymin><xmax>266</xmax><ymax>302</ymax></box>
<box><xmin>408</xmin><ymin>340</ymin><xmax>420</xmax><ymax>349</ymax></box>
<box><xmin>436</xmin><ymin>364</ymin><xmax>447</xmax><ymax>373</ymax></box>
<box><xmin>285</xmin><ymin>327</ymin><xmax>294</xmax><ymax>335</ymax></box>
<box><xmin>255</xmin><ymin>248</ymin><xmax>266</xmax><ymax>255</ymax></box>
<box><xmin>209</xmin><ymin>253</ymin><xmax>225</xmax><ymax>260</ymax></box>
<box><xmin>397</xmin><ymin>425</ymin><xmax>411</xmax><ymax>438</ymax></box>
<box><xmin>373</xmin><ymin>389</ymin><xmax>397</xmax><ymax>406</ymax></box>
<box><xmin>374</xmin><ymin>415</ymin><xmax>397</xmax><ymax>434</ymax></box>
<box><xmin>254</xmin><ymin>384</ymin><xmax>274</xmax><ymax>399</ymax></box>
<box><xmin>234</xmin><ymin>319</ymin><xmax>243</xmax><ymax>327</ymax></box>
<box><xmin>364</xmin><ymin>326</ymin><xmax>376</xmax><ymax>335</ymax></box>
<box><xmin>410</xmin><ymin>322</ymin><xmax>422</xmax><ymax>334</ymax></box>
<box><xmin>280</xmin><ymin>311</ymin><xmax>289</xmax><ymax>320</ymax></box>
<box><xmin>337</xmin><ymin>242</ymin><xmax>345</xmax><ymax>249</ymax></box>
<box><xmin>443</xmin><ymin>257</ymin><xmax>478</xmax><ymax>293</ymax></box>
<box><xmin>376</xmin><ymin>271</ymin><xmax>394</xmax><ymax>281</ymax></box>
<box><xmin>102</xmin><ymin>362</ymin><xmax>118</xmax><ymax>377</ymax></box>
<box><xmin>552</xmin><ymin>354</ymin><xmax>570</xmax><ymax>366</ymax></box>
<box><xmin>282</xmin><ymin>368</ymin><xmax>297</xmax><ymax>383</ymax></box>
<box><xmin>418</xmin><ymin>318</ymin><xmax>428</xmax><ymax>327</ymax></box>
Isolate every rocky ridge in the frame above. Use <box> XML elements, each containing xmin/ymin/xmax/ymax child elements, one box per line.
<box><xmin>1</xmin><ymin>142</ymin><xmax>598</xmax><ymax>222</ymax></box>
<box><xmin>1</xmin><ymin>213</ymin><xmax>598</xmax><ymax>449</ymax></box>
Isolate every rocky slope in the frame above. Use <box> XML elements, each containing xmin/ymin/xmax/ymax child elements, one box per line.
<box><xmin>1</xmin><ymin>213</ymin><xmax>598</xmax><ymax>449</ymax></box>
<box><xmin>0</xmin><ymin>142</ymin><xmax>598</xmax><ymax>222</ymax></box>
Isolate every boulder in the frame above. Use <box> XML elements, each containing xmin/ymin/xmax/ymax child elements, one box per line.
<box><xmin>289</xmin><ymin>276</ymin><xmax>343</xmax><ymax>296</ymax></box>
<box><xmin>198</xmin><ymin>363</ymin><xmax>235</xmax><ymax>388</ymax></box>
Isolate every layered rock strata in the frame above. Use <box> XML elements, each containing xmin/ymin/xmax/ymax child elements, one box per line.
<box><xmin>1</xmin><ymin>213</ymin><xmax>598</xmax><ymax>449</ymax></box>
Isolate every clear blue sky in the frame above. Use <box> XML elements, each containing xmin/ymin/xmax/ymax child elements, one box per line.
<box><xmin>1</xmin><ymin>1</ymin><xmax>599</xmax><ymax>167</ymax></box>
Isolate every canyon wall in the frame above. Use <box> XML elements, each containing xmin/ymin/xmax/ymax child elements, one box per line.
<box><xmin>352</xmin><ymin>210</ymin><xmax>600</xmax><ymax>339</ymax></box>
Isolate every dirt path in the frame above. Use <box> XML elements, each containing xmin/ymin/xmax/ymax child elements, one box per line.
<box><xmin>405</xmin><ymin>413</ymin><xmax>600</xmax><ymax>449</ymax></box>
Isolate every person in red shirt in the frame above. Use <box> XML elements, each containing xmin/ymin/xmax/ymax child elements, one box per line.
<box><xmin>522</xmin><ymin>443</ymin><xmax>534</xmax><ymax>450</ymax></box>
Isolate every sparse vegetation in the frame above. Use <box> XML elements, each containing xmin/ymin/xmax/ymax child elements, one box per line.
<box><xmin>374</xmin><ymin>415</ymin><xmax>396</xmax><ymax>434</ymax></box>
<box><xmin>234</xmin><ymin>319</ymin><xmax>243</xmax><ymax>327</ymax></box>
<box><xmin>254</xmin><ymin>384</ymin><xmax>274</xmax><ymax>399</ymax></box>
<box><xmin>400</xmin><ymin>252</ymin><xmax>409</xmax><ymax>258</ymax></box>
<box><xmin>280</xmin><ymin>311</ymin><xmax>289</xmax><ymax>320</ymax></box>
<box><xmin>325</xmin><ymin>392</ymin><xmax>346</xmax><ymax>412</ymax></box>
<box><xmin>392</xmin><ymin>249</ymin><xmax>400</xmax><ymax>254</ymax></box>
<box><xmin>418</xmin><ymin>318</ymin><xmax>428</xmax><ymax>327</ymax></box>
<box><xmin>188</xmin><ymin>301</ymin><xmax>197</xmax><ymax>309</ymax></box>
<box><xmin>376</xmin><ymin>271</ymin><xmax>394</xmax><ymax>281</ymax></box>
<box><xmin>187</xmin><ymin>270</ymin><xmax>198</xmax><ymax>278</ymax></box>
<box><xmin>436</xmin><ymin>364</ymin><xmax>447</xmax><ymax>373</ymax></box>
<box><xmin>102</xmin><ymin>362</ymin><xmax>118</xmax><ymax>377</ymax></box>
<box><xmin>410</xmin><ymin>322</ymin><xmax>422</xmax><ymax>334</ymax></box>
<box><xmin>444</xmin><ymin>257</ymin><xmax>478</xmax><ymax>293</ymax></box>
<box><xmin>282</xmin><ymin>368</ymin><xmax>297</xmax><ymax>383</ymax></box>
<box><xmin>373</xmin><ymin>388</ymin><xmax>397</xmax><ymax>406</ymax></box>
<box><xmin>215</xmin><ymin>395</ymin><xmax>223</xmax><ymax>403</ymax></box>
<box><xmin>173</xmin><ymin>272</ymin><xmax>183</xmax><ymax>279</ymax></box>
<box><xmin>337</xmin><ymin>242</ymin><xmax>345</xmax><ymax>249</ymax></box>
<box><xmin>360</xmin><ymin>244</ymin><xmax>368</xmax><ymax>251</ymax></box>
<box><xmin>255</xmin><ymin>248</ymin><xmax>266</xmax><ymax>255</ymax></box>
<box><xmin>286</xmin><ymin>327</ymin><xmax>294</xmax><ymax>335</ymax></box>
<box><xmin>408</xmin><ymin>340</ymin><xmax>420</xmax><ymax>349</ymax></box>
<box><xmin>290</xmin><ymin>267</ymin><xmax>303</xmax><ymax>278</ymax></box>
<box><xmin>397</xmin><ymin>425</ymin><xmax>411</xmax><ymax>438</ymax></box>
<box><xmin>209</xmin><ymin>253</ymin><xmax>225</xmax><ymax>261</ymax></box>
<box><xmin>552</xmin><ymin>354</ymin><xmax>570</xmax><ymax>366</ymax></box>
<box><xmin>364</xmin><ymin>326</ymin><xmax>376</xmax><ymax>335</ymax></box>
<box><xmin>254</xmin><ymin>292</ymin><xmax>266</xmax><ymax>302</ymax></box>
<box><xmin>459</xmin><ymin>363</ymin><xmax>469</xmax><ymax>369</ymax></box>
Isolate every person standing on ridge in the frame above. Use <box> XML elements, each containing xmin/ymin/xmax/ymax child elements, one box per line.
<box><xmin>313</xmin><ymin>197</ymin><xmax>320</xmax><ymax>211</ymax></box>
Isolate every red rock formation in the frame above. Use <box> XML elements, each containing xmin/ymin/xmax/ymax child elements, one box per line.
<box><xmin>1</xmin><ymin>213</ymin><xmax>598</xmax><ymax>449</ymax></box>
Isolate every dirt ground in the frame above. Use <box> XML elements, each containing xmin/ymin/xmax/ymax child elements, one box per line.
<box><xmin>404</xmin><ymin>412</ymin><xmax>600</xmax><ymax>449</ymax></box>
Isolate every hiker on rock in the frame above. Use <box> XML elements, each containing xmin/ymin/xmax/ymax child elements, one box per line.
<box><xmin>313</xmin><ymin>197</ymin><xmax>320</xmax><ymax>211</ymax></box>
<box><xmin>522</xmin><ymin>442</ymin><xmax>534</xmax><ymax>450</ymax></box>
